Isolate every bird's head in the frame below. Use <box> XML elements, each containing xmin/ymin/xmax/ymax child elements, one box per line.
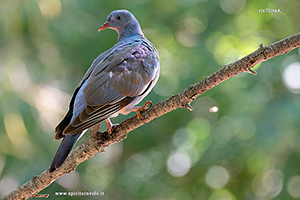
<box><xmin>98</xmin><ymin>10</ymin><xmax>143</xmax><ymax>40</ymax></box>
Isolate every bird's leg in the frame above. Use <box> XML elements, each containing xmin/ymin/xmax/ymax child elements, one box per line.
<box><xmin>131</xmin><ymin>100</ymin><xmax>152</xmax><ymax>119</ymax></box>
<box><xmin>105</xmin><ymin>118</ymin><xmax>114</xmax><ymax>134</ymax></box>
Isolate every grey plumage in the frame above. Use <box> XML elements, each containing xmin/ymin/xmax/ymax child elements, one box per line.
<box><xmin>50</xmin><ymin>10</ymin><xmax>159</xmax><ymax>172</ymax></box>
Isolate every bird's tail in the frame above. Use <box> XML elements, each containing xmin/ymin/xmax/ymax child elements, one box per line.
<box><xmin>49</xmin><ymin>133</ymin><xmax>81</xmax><ymax>172</ymax></box>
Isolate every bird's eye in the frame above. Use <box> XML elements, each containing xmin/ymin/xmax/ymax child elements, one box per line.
<box><xmin>116</xmin><ymin>16</ymin><xmax>121</xmax><ymax>20</ymax></box>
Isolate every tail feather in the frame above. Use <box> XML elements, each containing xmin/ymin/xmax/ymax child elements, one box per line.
<box><xmin>49</xmin><ymin>133</ymin><xmax>81</xmax><ymax>172</ymax></box>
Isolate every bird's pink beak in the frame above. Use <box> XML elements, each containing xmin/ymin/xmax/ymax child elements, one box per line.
<box><xmin>98</xmin><ymin>22</ymin><xmax>110</xmax><ymax>32</ymax></box>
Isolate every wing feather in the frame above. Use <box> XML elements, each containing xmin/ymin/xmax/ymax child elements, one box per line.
<box><xmin>63</xmin><ymin>37</ymin><xmax>159</xmax><ymax>135</ymax></box>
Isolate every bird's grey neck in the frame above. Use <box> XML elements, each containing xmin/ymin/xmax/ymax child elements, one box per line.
<box><xmin>118</xmin><ymin>24</ymin><xmax>144</xmax><ymax>41</ymax></box>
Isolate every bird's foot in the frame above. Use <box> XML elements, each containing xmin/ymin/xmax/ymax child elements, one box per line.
<box><xmin>132</xmin><ymin>100</ymin><xmax>152</xmax><ymax>119</ymax></box>
<box><xmin>105</xmin><ymin>118</ymin><xmax>113</xmax><ymax>134</ymax></box>
<box><xmin>105</xmin><ymin>118</ymin><xmax>119</xmax><ymax>134</ymax></box>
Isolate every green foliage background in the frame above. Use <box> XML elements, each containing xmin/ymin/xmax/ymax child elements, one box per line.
<box><xmin>1</xmin><ymin>0</ymin><xmax>300</xmax><ymax>199</ymax></box>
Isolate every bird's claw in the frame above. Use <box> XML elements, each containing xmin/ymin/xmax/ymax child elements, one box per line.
<box><xmin>133</xmin><ymin>100</ymin><xmax>152</xmax><ymax>119</ymax></box>
<box><xmin>105</xmin><ymin>118</ymin><xmax>117</xmax><ymax>134</ymax></box>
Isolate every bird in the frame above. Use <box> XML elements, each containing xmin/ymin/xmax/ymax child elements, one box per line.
<box><xmin>49</xmin><ymin>10</ymin><xmax>160</xmax><ymax>173</ymax></box>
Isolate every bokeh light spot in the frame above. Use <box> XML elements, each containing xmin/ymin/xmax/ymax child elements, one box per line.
<box><xmin>184</xmin><ymin>17</ymin><xmax>206</xmax><ymax>34</ymax></box>
<box><xmin>252</xmin><ymin>170</ymin><xmax>283</xmax><ymax>198</ymax></box>
<box><xmin>57</xmin><ymin>171</ymin><xmax>80</xmax><ymax>189</ymax></box>
<box><xmin>176</xmin><ymin>27</ymin><xmax>198</xmax><ymax>47</ymax></box>
<box><xmin>282</xmin><ymin>62</ymin><xmax>300</xmax><ymax>93</ymax></box>
<box><xmin>262</xmin><ymin>169</ymin><xmax>283</xmax><ymax>197</ymax></box>
<box><xmin>175</xmin><ymin>16</ymin><xmax>206</xmax><ymax>47</ymax></box>
<box><xmin>209</xmin><ymin>106</ymin><xmax>219</xmax><ymax>113</ymax></box>
<box><xmin>205</xmin><ymin>166</ymin><xmax>230</xmax><ymax>189</ymax></box>
<box><xmin>287</xmin><ymin>176</ymin><xmax>300</xmax><ymax>198</ymax></box>
<box><xmin>167</xmin><ymin>151</ymin><xmax>191</xmax><ymax>177</ymax></box>
<box><xmin>219</xmin><ymin>0</ymin><xmax>246</xmax><ymax>14</ymax></box>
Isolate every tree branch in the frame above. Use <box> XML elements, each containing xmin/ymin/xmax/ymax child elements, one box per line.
<box><xmin>2</xmin><ymin>32</ymin><xmax>300</xmax><ymax>200</ymax></box>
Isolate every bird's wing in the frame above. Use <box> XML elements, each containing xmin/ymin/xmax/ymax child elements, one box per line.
<box><xmin>54</xmin><ymin>47</ymin><xmax>115</xmax><ymax>138</ymax></box>
<box><xmin>62</xmin><ymin>37</ymin><xmax>159</xmax><ymax>135</ymax></box>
